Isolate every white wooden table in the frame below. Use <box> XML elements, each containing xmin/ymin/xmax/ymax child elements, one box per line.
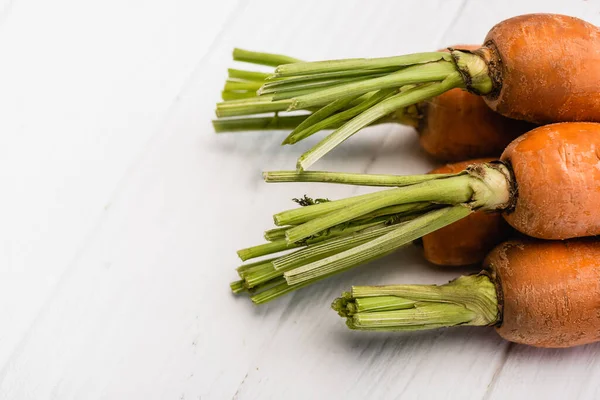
<box><xmin>3</xmin><ymin>1</ymin><xmax>600</xmax><ymax>398</ymax></box>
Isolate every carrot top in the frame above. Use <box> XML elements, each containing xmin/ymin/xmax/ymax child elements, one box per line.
<box><xmin>215</xmin><ymin>48</ymin><xmax>494</xmax><ymax>169</ymax></box>
<box><xmin>332</xmin><ymin>274</ymin><xmax>499</xmax><ymax>330</ymax></box>
<box><xmin>231</xmin><ymin>163</ymin><xmax>513</xmax><ymax>304</ymax></box>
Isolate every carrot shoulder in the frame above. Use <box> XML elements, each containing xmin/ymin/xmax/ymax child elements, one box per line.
<box><xmin>501</xmin><ymin>122</ymin><xmax>600</xmax><ymax>239</ymax></box>
<box><xmin>483</xmin><ymin>14</ymin><xmax>600</xmax><ymax>123</ymax></box>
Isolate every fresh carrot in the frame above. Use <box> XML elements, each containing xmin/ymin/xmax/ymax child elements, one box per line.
<box><xmin>215</xmin><ymin>46</ymin><xmax>532</xmax><ymax>162</ymax></box>
<box><xmin>216</xmin><ymin>14</ymin><xmax>600</xmax><ymax>170</ymax></box>
<box><xmin>232</xmin><ymin>122</ymin><xmax>600</xmax><ymax>303</ymax></box>
<box><xmin>333</xmin><ymin>238</ymin><xmax>600</xmax><ymax>348</ymax></box>
<box><xmin>421</xmin><ymin>158</ymin><xmax>513</xmax><ymax>266</ymax></box>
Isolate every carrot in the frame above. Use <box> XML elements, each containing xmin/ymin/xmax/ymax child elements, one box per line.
<box><xmin>214</xmin><ymin>47</ymin><xmax>532</xmax><ymax>162</ymax></box>
<box><xmin>421</xmin><ymin>158</ymin><xmax>513</xmax><ymax>266</ymax></box>
<box><xmin>333</xmin><ymin>238</ymin><xmax>600</xmax><ymax>348</ymax></box>
<box><xmin>216</xmin><ymin>14</ymin><xmax>600</xmax><ymax>170</ymax></box>
<box><xmin>232</xmin><ymin>122</ymin><xmax>600</xmax><ymax>303</ymax></box>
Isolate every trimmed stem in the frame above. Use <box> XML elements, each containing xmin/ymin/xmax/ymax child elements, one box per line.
<box><xmin>213</xmin><ymin>115</ymin><xmax>310</xmax><ymax>133</ymax></box>
<box><xmin>296</xmin><ymin>74</ymin><xmax>463</xmax><ymax>170</ymax></box>
<box><xmin>333</xmin><ymin>274</ymin><xmax>499</xmax><ymax>330</ymax></box>
<box><xmin>274</xmin><ymin>195</ymin><xmax>433</xmax><ymax>227</ymax></box>
<box><xmin>277</xmin><ymin>163</ymin><xmax>511</xmax><ymax>243</ymax></box>
<box><xmin>290</xmin><ymin>62</ymin><xmax>458</xmax><ymax>110</ymax></box>
<box><xmin>228</xmin><ymin>68</ymin><xmax>271</xmax><ymax>81</ymax></box>
<box><xmin>272</xmin><ymin>222</ymin><xmax>401</xmax><ymax>272</ymax></box>
<box><xmin>284</xmin><ymin>175</ymin><xmax>474</xmax><ymax>244</ymax></box>
<box><xmin>224</xmin><ymin>80</ymin><xmax>263</xmax><ymax>91</ymax></box>
<box><xmin>263</xmin><ymin>170</ymin><xmax>451</xmax><ymax>186</ymax></box>
<box><xmin>284</xmin><ymin>205</ymin><xmax>471</xmax><ymax>286</ymax></box>
<box><xmin>221</xmin><ymin>91</ymin><xmax>259</xmax><ymax>101</ymax></box>
<box><xmin>216</xmin><ymin>96</ymin><xmax>293</xmax><ymax>118</ymax></box>
<box><xmin>232</xmin><ymin>48</ymin><xmax>303</xmax><ymax>67</ymax></box>
<box><xmin>274</xmin><ymin>52</ymin><xmax>452</xmax><ymax>77</ymax></box>
<box><xmin>283</xmin><ymin>95</ymin><xmax>362</xmax><ymax>144</ymax></box>
<box><xmin>231</xmin><ymin>163</ymin><xmax>511</xmax><ymax>304</ymax></box>
<box><xmin>264</xmin><ymin>226</ymin><xmax>289</xmax><ymax>241</ymax></box>
<box><xmin>285</xmin><ymin>89</ymin><xmax>396</xmax><ymax>144</ymax></box>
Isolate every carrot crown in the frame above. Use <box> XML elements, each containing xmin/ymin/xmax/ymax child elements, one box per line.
<box><xmin>231</xmin><ymin>163</ymin><xmax>512</xmax><ymax>304</ymax></box>
<box><xmin>214</xmin><ymin>48</ymin><xmax>494</xmax><ymax>170</ymax></box>
<box><xmin>332</xmin><ymin>274</ymin><xmax>499</xmax><ymax>330</ymax></box>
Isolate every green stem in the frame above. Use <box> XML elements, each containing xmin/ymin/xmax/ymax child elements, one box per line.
<box><xmin>231</xmin><ymin>163</ymin><xmax>511</xmax><ymax>304</ymax></box>
<box><xmin>263</xmin><ymin>170</ymin><xmax>451</xmax><ymax>186</ymax></box>
<box><xmin>237</xmin><ymin>238</ymin><xmax>302</xmax><ymax>261</ymax></box>
<box><xmin>297</xmin><ymin>74</ymin><xmax>463</xmax><ymax>170</ymax></box>
<box><xmin>284</xmin><ymin>205</ymin><xmax>471</xmax><ymax>286</ymax></box>
<box><xmin>284</xmin><ymin>175</ymin><xmax>473</xmax><ymax>244</ymax></box>
<box><xmin>274</xmin><ymin>52</ymin><xmax>451</xmax><ymax>77</ymax></box>
<box><xmin>264</xmin><ymin>226</ymin><xmax>289</xmax><ymax>241</ymax></box>
<box><xmin>290</xmin><ymin>62</ymin><xmax>457</xmax><ymax>110</ymax></box>
<box><xmin>284</xmin><ymin>88</ymin><xmax>396</xmax><ymax>145</ymax></box>
<box><xmin>221</xmin><ymin>91</ymin><xmax>259</xmax><ymax>101</ymax></box>
<box><xmin>230</xmin><ymin>280</ymin><xmax>246</xmax><ymax>294</ymax></box>
<box><xmin>232</xmin><ymin>48</ymin><xmax>303</xmax><ymax>67</ymax></box>
<box><xmin>213</xmin><ymin>115</ymin><xmax>310</xmax><ymax>133</ymax></box>
<box><xmin>238</xmin><ymin>206</ymin><xmax>413</xmax><ymax>261</ymax></box>
<box><xmin>216</xmin><ymin>96</ymin><xmax>293</xmax><ymax>118</ymax></box>
<box><xmin>228</xmin><ymin>68</ymin><xmax>271</xmax><ymax>81</ymax></box>
<box><xmin>263</xmin><ymin>68</ymin><xmax>398</xmax><ymax>88</ymax></box>
<box><xmin>224</xmin><ymin>80</ymin><xmax>264</xmax><ymax>91</ymax></box>
<box><xmin>333</xmin><ymin>274</ymin><xmax>499</xmax><ymax>330</ymax></box>
<box><xmin>272</xmin><ymin>222</ymin><xmax>399</xmax><ymax>272</ymax></box>
<box><xmin>250</xmin><ymin>279</ymin><xmax>313</xmax><ymax>304</ymax></box>
<box><xmin>260</xmin><ymin>75</ymin><xmax>384</xmax><ymax>97</ymax></box>
<box><xmin>236</xmin><ymin>257</ymin><xmax>278</xmax><ymax>277</ymax></box>
<box><xmin>274</xmin><ymin>194</ymin><xmax>431</xmax><ymax>227</ymax></box>
<box><xmin>244</xmin><ymin>221</ymin><xmax>394</xmax><ymax>289</ymax></box>
<box><xmin>283</xmin><ymin>95</ymin><xmax>362</xmax><ymax>144</ymax></box>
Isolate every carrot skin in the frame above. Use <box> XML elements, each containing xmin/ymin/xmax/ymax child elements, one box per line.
<box><xmin>483</xmin><ymin>14</ymin><xmax>600</xmax><ymax>123</ymax></box>
<box><xmin>418</xmin><ymin>89</ymin><xmax>532</xmax><ymax>161</ymax></box>
<box><xmin>422</xmin><ymin>158</ymin><xmax>513</xmax><ymax>266</ymax></box>
<box><xmin>487</xmin><ymin>239</ymin><xmax>600</xmax><ymax>348</ymax></box>
<box><xmin>500</xmin><ymin>122</ymin><xmax>600</xmax><ymax>239</ymax></box>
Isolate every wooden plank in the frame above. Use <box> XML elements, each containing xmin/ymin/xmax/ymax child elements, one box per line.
<box><xmin>4</xmin><ymin>0</ymin><xmax>600</xmax><ymax>398</ymax></box>
<box><xmin>0</xmin><ymin>0</ymin><xmax>512</xmax><ymax>399</ymax></box>
<box><xmin>0</xmin><ymin>0</ymin><xmax>239</xmax><ymax>377</ymax></box>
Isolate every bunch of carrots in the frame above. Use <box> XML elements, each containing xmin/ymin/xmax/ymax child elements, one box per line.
<box><xmin>215</xmin><ymin>14</ymin><xmax>600</xmax><ymax>348</ymax></box>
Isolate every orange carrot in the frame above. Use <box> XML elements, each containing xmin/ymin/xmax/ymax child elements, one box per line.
<box><xmin>238</xmin><ymin>122</ymin><xmax>600</xmax><ymax>303</ymax></box>
<box><xmin>421</xmin><ymin>158</ymin><xmax>513</xmax><ymax>266</ymax></box>
<box><xmin>333</xmin><ymin>238</ymin><xmax>600</xmax><ymax>348</ymax></box>
<box><xmin>217</xmin><ymin>14</ymin><xmax>600</xmax><ymax>170</ymax></box>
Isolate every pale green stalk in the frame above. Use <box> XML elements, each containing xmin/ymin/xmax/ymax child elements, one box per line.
<box><xmin>289</xmin><ymin>62</ymin><xmax>457</xmax><ymax>110</ymax></box>
<box><xmin>284</xmin><ymin>175</ymin><xmax>473</xmax><ymax>244</ymax></box>
<box><xmin>213</xmin><ymin>115</ymin><xmax>310</xmax><ymax>133</ymax></box>
<box><xmin>216</xmin><ymin>96</ymin><xmax>293</xmax><ymax>118</ymax></box>
<box><xmin>282</xmin><ymin>95</ymin><xmax>362</xmax><ymax>144</ymax></box>
<box><xmin>284</xmin><ymin>88</ymin><xmax>396</xmax><ymax>144</ymax></box>
<box><xmin>224</xmin><ymin>80</ymin><xmax>264</xmax><ymax>91</ymax></box>
<box><xmin>228</xmin><ymin>68</ymin><xmax>271</xmax><ymax>81</ymax></box>
<box><xmin>263</xmin><ymin>170</ymin><xmax>451</xmax><ymax>186</ymax></box>
<box><xmin>333</xmin><ymin>274</ymin><xmax>499</xmax><ymax>330</ymax></box>
<box><xmin>273</xmin><ymin>52</ymin><xmax>451</xmax><ymax>76</ymax></box>
<box><xmin>232</xmin><ymin>48</ymin><xmax>302</xmax><ymax>66</ymax></box>
<box><xmin>296</xmin><ymin>74</ymin><xmax>463</xmax><ymax>170</ymax></box>
<box><xmin>284</xmin><ymin>205</ymin><xmax>471</xmax><ymax>285</ymax></box>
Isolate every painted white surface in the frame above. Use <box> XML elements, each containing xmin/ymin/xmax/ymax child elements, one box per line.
<box><xmin>1</xmin><ymin>0</ymin><xmax>600</xmax><ymax>399</ymax></box>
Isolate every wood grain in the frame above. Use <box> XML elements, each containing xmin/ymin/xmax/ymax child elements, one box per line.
<box><xmin>2</xmin><ymin>0</ymin><xmax>600</xmax><ymax>399</ymax></box>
